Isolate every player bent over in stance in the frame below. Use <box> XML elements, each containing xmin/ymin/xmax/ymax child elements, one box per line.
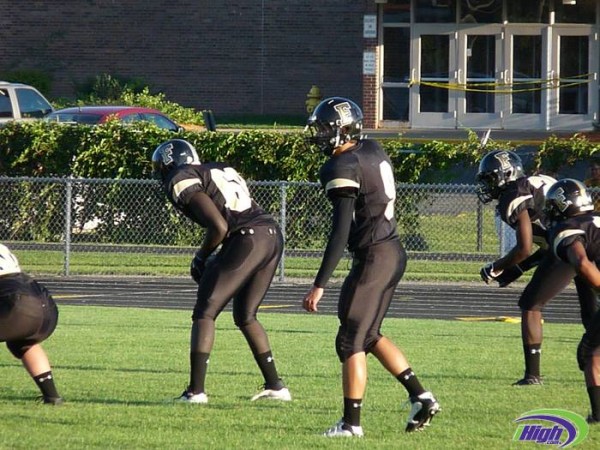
<box><xmin>545</xmin><ymin>179</ymin><xmax>600</xmax><ymax>423</ymax></box>
<box><xmin>0</xmin><ymin>244</ymin><xmax>63</xmax><ymax>405</ymax></box>
<box><xmin>475</xmin><ymin>151</ymin><xmax>597</xmax><ymax>385</ymax></box>
<box><xmin>302</xmin><ymin>98</ymin><xmax>440</xmax><ymax>437</ymax></box>
<box><xmin>152</xmin><ymin>139</ymin><xmax>290</xmax><ymax>404</ymax></box>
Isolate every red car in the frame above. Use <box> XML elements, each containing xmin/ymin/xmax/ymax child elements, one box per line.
<box><xmin>45</xmin><ymin>106</ymin><xmax>183</xmax><ymax>132</ymax></box>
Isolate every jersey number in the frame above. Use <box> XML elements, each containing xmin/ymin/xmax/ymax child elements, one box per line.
<box><xmin>380</xmin><ymin>161</ymin><xmax>396</xmax><ymax>221</ymax></box>
<box><xmin>210</xmin><ymin>168</ymin><xmax>252</xmax><ymax>212</ymax></box>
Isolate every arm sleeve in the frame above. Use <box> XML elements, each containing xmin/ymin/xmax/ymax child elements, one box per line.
<box><xmin>314</xmin><ymin>195</ymin><xmax>355</xmax><ymax>288</ymax></box>
<box><xmin>185</xmin><ymin>191</ymin><xmax>228</xmax><ymax>259</ymax></box>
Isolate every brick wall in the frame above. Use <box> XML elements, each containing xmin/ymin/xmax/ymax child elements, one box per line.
<box><xmin>0</xmin><ymin>0</ymin><xmax>375</xmax><ymax>119</ymax></box>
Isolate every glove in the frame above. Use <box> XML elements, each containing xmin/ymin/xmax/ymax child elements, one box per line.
<box><xmin>480</xmin><ymin>263</ymin><xmax>503</xmax><ymax>284</ymax></box>
<box><xmin>495</xmin><ymin>264</ymin><xmax>524</xmax><ymax>288</ymax></box>
<box><xmin>577</xmin><ymin>334</ymin><xmax>594</xmax><ymax>371</ymax></box>
<box><xmin>190</xmin><ymin>253</ymin><xmax>206</xmax><ymax>284</ymax></box>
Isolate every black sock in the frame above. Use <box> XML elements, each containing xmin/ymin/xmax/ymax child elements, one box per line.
<box><xmin>343</xmin><ymin>397</ymin><xmax>362</xmax><ymax>427</ymax></box>
<box><xmin>588</xmin><ymin>386</ymin><xmax>600</xmax><ymax>420</ymax></box>
<box><xmin>34</xmin><ymin>371</ymin><xmax>60</xmax><ymax>398</ymax></box>
<box><xmin>189</xmin><ymin>352</ymin><xmax>210</xmax><ymax>394</ymax></box>
<box><xmin>255</xmin><ymin>351</ymin><xmax>283</xmax><ymax>389</ymax></box>
<box><xmin>397</xmin><ymin>368</ymin><xmax>425</xmax><ymax>397</ymax></box>
<box><xmin>524</xmin><ymin>344</ymin><xmax>542</xmax><ymax>377</ymax></box>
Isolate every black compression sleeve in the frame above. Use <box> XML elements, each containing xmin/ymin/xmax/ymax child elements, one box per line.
<box><xmin>314</xmin><ymin>196</ymin><xmax>355</xmax><ymax>287</ymax></box>
<box><xmin>186</xmin><ymin>192</ymin><xmax>228</xmax><ymax>259</ymax></box>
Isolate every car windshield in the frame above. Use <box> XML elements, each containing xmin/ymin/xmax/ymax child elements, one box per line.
<box><xmin>15</xmin><ymin>88</ymin><xmax>53</xmax><ymax>118</ymax></box>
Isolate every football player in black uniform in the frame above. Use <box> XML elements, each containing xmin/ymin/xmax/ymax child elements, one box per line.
<box><xmin>302</xmin><ymin>97</ymin><xmax>440</xmax><ymax>437</ymax></box>
<box><xmin>476</xmin><ymin>151</ymin><xmax>597</xmax><ymax>385</ymax></box>
<box><xmin>0</xmin><ymin>244</ymin><xmax>63</xmax><ymax>404</ymax></box>
<box><xmin>545</xmin><ymin>178</ymin><xmax>600</xmax><ymax>423</ymax></box>
<box><xmin>152</xmin><ymin>139</ymin><xmax>291</xmax><ymax>404</ymax></box>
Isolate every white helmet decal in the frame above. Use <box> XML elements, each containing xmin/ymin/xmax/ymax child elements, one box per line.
<box><xmin>493</xmin><ymin>151</ymin><xmax>512</xmax><ymax>171</ymax></box>
<box><xmin>334</xmin><ymin>102</ymin><xmax>354</xmax><ymax>127</ymax></box>
<box><xmin>0</xmin><ymin>244</ymin><xmax>21</xmax><ymax>276</ymax></box>
<box><xmin>552</xmin><ymin>187</ymin><xmax>570</xmax><ymax>213</ymax></box>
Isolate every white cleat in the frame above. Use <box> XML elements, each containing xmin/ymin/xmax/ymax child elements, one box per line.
<box><xmin>405</xmin><ymin>391</ymin><xmax>440</xmax><ymax>432</ymax></box>
<box><xmin>323</xmin><ymin>419</ymin><xmax>364</xmax><ymax>437</ymax></box>
<box><xmin>250</xmin><ymin>386</ymin><xmax>292</xmax><ymax>402</ymax></box>
<box><xmin>175</xmin><ymin>389</ymin><xmax>208</xmax><ymax>404</ymax></box>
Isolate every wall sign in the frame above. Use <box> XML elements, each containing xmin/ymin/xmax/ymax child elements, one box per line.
<box><xmin>363</xmin><ymin>15</ymin><xmax>377</xmax><ymax>38</ymax></box>
<box><xmin>363</xmin><ymin>51</ymin><xmax>376</xmax><ymax>75</ymax></box>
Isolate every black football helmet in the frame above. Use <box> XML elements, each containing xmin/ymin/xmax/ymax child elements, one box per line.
<box><xmin>151</xmin><ymin>139</ymin><xmax>200</xmax><ymax>181</ymax></box>
<box><xmin>544</xmin><ymin>178</ymin><xmax>593</xmax><ymax>221</ymax></box>
<box><xmin>475</xmin><ymin>150</ymin><xmax>525</xmax><ymax>203</ymax></box>
<box><xmin>305</xmin><ymin>97</ymin><xmax>363</xmax><ymax>155</ymax></box>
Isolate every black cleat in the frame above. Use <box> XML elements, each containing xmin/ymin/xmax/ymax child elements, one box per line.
<box><xmin>512</xmin><ymin>374</ymin><xmax>543</xmax><ymax>386</ymax></box>
<box><xmin>587</xmin><ymin>414</ymin><xmax>600</xmax><ymax>425</ymax></box>
<box><xmin>405</xmin><ymin>391</ymin><xmax>441</xmax><ymax>432</ymax></box>
<box><xmin>39</xmin><ymin>395</ymin><xmax>64</xmax><ymax>405</ymax></box>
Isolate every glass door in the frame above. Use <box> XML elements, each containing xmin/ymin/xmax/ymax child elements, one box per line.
<box><xmin>503</xmin><ymin>27</ymin><xmax>547</xmax><ymax>130</ymax></box>
<box><xmin>549</xmin><ymin>26</ymin><xmax>597</xmax><ymax>130</ymax></box>
<box><xmin>410</xmin><ymin>25</ymin><xmax>457</xmax><ymax>128</ymax></box>
<box><xmin>456</xmin><ymin>26</ymin><xmax>503</xmax><ymax>129</ymax></box>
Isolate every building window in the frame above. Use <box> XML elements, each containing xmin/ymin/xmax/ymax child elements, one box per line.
<box><xmin>460</xmin><ymin>0</ymin><xmax>502</xmax><ymax>24</ymax></box>
<box><xmin>513</xmin><ymin>35</ymin><xmax>542</xmax><ymax>113</ymax></box>
<box><xmin>507</xmin><ymin>2</ymin><xmax>550</xmax><ymax>23</ymax></box>
<box><xmin>383</xmin><ymin>0</ymin><xmax>411</xmax><ymax>24</ymax></box>
<box><xmin>415</xmin><ymin>0</ymin><xmax>456</xmax><ymax>23</ymax></box>
<box><xmin>382</xmin><ymin>27</ymin><xmax>411</xmax><ymax>120</ymax></box>
<box><xmin>555</xmin><ymin>0</ymin><xmax>597</xmax><ymax>24</ymax></box>
<box><xmin>560</xmin><ymin>36</ymin><xmax>589</xmax><ymax>114</ymax></box>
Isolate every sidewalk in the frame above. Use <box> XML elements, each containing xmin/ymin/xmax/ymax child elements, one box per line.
<box><xmin>364</xmin><ymin>128</ymin><xmax>600</xmax><ymax>143</ymax></box>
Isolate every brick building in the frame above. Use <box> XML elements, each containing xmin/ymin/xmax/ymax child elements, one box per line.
<box><xmin>0</xmin><ymin>1</ymin><xmax>373</xmax><ymax>121</ymax></box>
<box><xmin>1</xmin><ymin>1</ymin><xmax>599</xmax><ymax>131</ymax></box>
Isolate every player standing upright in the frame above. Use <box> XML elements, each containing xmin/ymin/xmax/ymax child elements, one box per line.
<box><xmin>301</xmin><ymin>97</ymin><xmax>440</xmax><ymax>437</ymax></box>
<box><xmin>152</xmin><ymin>139</ymin><xmax>291</xmax><ymax>404</ymax></box>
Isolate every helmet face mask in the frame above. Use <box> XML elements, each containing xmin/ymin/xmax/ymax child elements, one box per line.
<box><xmin>544</xmin><ymin>178</ymin><xmax>594</xmax><ymax>222</ymax></box>
<box><xmin>475</xmin><ymin>150</ymin><xmax>525</xmax><ymax>203</ymax></box>
<box><xmin>305</xmin><ymin>97</ymin><xmax>363</xmax><ymax>156</ymax></box>
<box><xmin>151</xmin><ymin>139</ymin><xmax>200</xmax><ymax>181</ymax></box>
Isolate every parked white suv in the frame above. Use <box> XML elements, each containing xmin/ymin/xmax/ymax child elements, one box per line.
<box><xmin>0</xmin><ymin>81</ymin><xmax>54</xmax><ymax>124</ymax></box>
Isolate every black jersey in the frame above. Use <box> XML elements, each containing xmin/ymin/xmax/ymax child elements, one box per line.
<box><xmin>496</xmin><ymin>175</ymin><xmax>556</xmax><ymax>248</ymax></box>
<box><xmin>319</xmin><ymin>139</ymin><xmax>399</xmax><ymax>252</ymax></box>
<box><xmin>549</xmin><ymin>213</ymin><xmax>600</xmax><ymax>264</ymax></box>
<box><xmin>163</xmin><ymin>163</ymin><xmax>274</xmax><ymax>232</ymax></box>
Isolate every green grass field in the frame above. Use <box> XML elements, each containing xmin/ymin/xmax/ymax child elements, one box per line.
<box><xmin>16</xmin><ymin>250</ymin><xmax>512</xmax><ymax>283</ymax></box>
<box><xmin>0</xmin><ymin>306</ymin><xmax>597</xmax><ymax>449</ymax></box>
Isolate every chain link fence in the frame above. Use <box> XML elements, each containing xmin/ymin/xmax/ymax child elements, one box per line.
<box><xmin>0</xmin><ymin>176</ymin><xmax>505</xmax><ymax>279</ymax></box>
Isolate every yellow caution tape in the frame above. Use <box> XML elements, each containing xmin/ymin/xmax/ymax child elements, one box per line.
<box><xmin>410</xmin><ymin>73</ymin><xmax>591</xmax><ymax>94</ymax></box>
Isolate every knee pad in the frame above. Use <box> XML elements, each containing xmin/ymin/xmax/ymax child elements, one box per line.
<box><xmin>6</xmin><ymin>341</ymin><xmax>32</xmax><ymax>359</ymax></box>
<box><xmin>335</xmin><ymin>332</ymin><xmax>362</xmax><ymax>363</ymax></box>
<box><xmin>233</xmin><ymin>311</ymin><xmax>256</xmax><ymax>329</ymax></box>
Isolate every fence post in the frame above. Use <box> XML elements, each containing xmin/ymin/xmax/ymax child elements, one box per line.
<box><xmin>64</xmin><ymin>177</ymin><xmax>73</xmax><ymax>276</ymax></box>
<box><xmin>476</xmin><ymin>201</ymin><xmax>483</xmax><ymax>252</ymax></box>
<box><xmin>279</xmin><ymin>181</ymin><xmax>287</xmax><ymax>281</ymax></box>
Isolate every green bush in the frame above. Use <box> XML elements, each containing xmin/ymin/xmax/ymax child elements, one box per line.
<box><xmin>2</xmin><ymin>122</ymin><xmax>598</xmax><ymax>247</ymax></box>
<box><xmin>0</xmin><ymin>69</ymin><xmax>53</xmax><ymax>96</ymax></box>
<box><xmin>62</xmin><ymin>74</ymin><xmax>205</xmax><ymax>127</ymax></box>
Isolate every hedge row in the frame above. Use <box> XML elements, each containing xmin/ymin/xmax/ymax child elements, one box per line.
<box><xmin>1</xmin><ymin>121</ymin><xmax>598</xmax><ymax>183</ymax></box>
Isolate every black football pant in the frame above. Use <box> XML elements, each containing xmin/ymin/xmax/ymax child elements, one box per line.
<box><xmin>335</xmin><ymin>239</ymin><xmax>407</xmax><ymax>362</ymax></box>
